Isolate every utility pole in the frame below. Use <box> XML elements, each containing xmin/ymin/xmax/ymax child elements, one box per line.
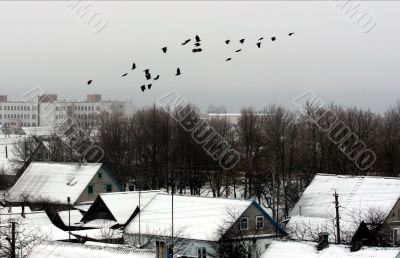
<box><xmin>170</xmin><ymin>169</ymin><xmax>174</xmax><ymax>258</ymax></box>
<box><xmin>138</xmin><ymin>188</ymin><xmax>141</xmax><ymax>247</ymax></box>
<box><xmin>334</xmin><ymin>191</ymin><xmax>340</xmax><ymax>244</ymax></box>
<box><xmin>11</xmin><ymin>221</ymin><xmax>16</xmax><ymax>258</ymax></box>
<box><xmin>67</xmin><ymin>197</ymin><xmax>71</xmax><ymax>241</ymax></box>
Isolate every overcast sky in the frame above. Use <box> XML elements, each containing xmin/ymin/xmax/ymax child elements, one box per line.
<box><xmin>0</xmin><ymin>1</ymin><xmax>399</xmax><ymax>113</ymax></box>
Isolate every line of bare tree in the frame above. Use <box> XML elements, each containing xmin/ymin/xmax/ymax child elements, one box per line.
<box><xmin>10</xmin><ymin>101</ymin><xmax>400</xmax><ymax>221</ymax></box>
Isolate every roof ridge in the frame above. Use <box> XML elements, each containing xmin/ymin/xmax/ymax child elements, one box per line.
<box><xmin>315</xmin><ymin>173</ymin><xmax>400</xmax><ymax>180</ymax></box>
<box><xmin>157</xmin><ymin>192</ymin><xmax>254</xmax><ymax>203</ymax></box>
<box><xmin>100</xmin><ymin>190</ymin><xmax>162</xmax><ymax>196</ymax></box>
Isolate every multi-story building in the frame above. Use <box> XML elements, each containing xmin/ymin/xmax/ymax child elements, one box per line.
<box><xmin>0</xmin><ymin>94</ymin><xmax>133</xmax><ymax>132</ymax></box>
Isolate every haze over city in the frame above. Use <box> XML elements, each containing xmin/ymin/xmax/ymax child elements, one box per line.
<box><xmin>0</xmin><ymin>1</ymin><xmax>399</xmax><ymax>112</ymax></box>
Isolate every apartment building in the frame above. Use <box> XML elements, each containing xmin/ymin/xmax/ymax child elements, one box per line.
<box><xmin>0</xmin><ymin>94</ymin><xmax>133</xmax><ymax>132</ymax></box>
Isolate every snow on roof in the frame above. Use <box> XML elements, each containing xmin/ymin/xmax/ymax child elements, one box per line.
<box><xmin>27</xmin><ymin>241</ymin><xmax>156</xmax><ymax>258</ymax></box>
<box><xmin>124</xmin><ymin>193</ymin><xmax>253</xmax><ymax>241</ymax></box>
<box><xmin>71</xmin><ymin>228</ymin><xmax>123</xmax><ymax>240</ymax></box>
<box><xmin>0</xmin><ymin>135</ymin><xmax>29</xmax><ymax>175</ymax></box>
<box><xmin>58</xmin><ymin>210</ymin><xmax>83</xmax><ymax>226</ymax></box>
<box><xmin>0</xmin><ymin>211</ymin><xmax>73</xmax><ymax>241</ymax></box>
<box><xmin>20</xmin><ymin>127</ymin><xmax>55</xmax><ymax>137</ymax></box>
<box><xmin>7</xmin><ymin>162</ymin><xmax>103</xmax><ymax>204</ymax></box>
<box><xmin>0</xmin><ymin>205</ymin><xmax>32</xmax><ymax>214</ymax></box>
<box><xmin>74</xmin><ymin>201</ymin><xmax>93</xmax><ymax>212</ymax></box>
<box><xmin>98</xmin><ymin>190</ymin><xmax>160</xmax><ymax>224</ymax></box>
<box><xmin>260</xmin><ymin>240</ymin><xmax>400</xmax><ymax>258</ymax></box>
<box><xmin>287</xmin><ymin>174</ymin><xmax>400</xmax><ymax>241</ymax></box>
<box><xmin>82</xmin><ymin>219</ymin><xmax>119</xmax><ymax>229</ymax></box>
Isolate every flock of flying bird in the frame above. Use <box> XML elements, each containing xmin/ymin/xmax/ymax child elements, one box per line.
<box><xmin>87</xmin><ymin>32</ymin><xmax>295</xmax><ymax>92</ymax></box>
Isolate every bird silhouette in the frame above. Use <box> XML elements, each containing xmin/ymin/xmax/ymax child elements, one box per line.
<box><xmin>87</xmin><ymin>80</ymin><xmax>92</xmax><ymax>85</ymax></box>
<box><xmin>122</xmin><ymin>73</ymin><xmax>128</xmax><ymax>77</ymax></box>
<box><xmin>131</xmin><ymin>63</ymin><xmax>136</xmax><ymax>70</ymax></box>
<box><xmin>271</xmin><ymin>37</ymin><xmax>276</xmax><ymax>41</ymax></box>
<box><xmin>194</xmin><ymin>42</ymin><xmax>201</xmax><ymax>47</ymax></box>
<box><xmin>289</xmin><ymin>32</ymin><xmax>295</xmax><ymax>36</ymax></box>
<box><xmin>235</xmin><ymin>49</ymin><xmax>242</xmax><ymax>53</ymax></box>
<box><xmin>154</xmin><ymin>75</ymin><xmax>160</xmax><ymax>80</ymax></box>
<box><xmin>239</xmin><ymin>39</ymin><xmax>245</xmax><ymax>44</ymax></box>
<box><xmin>144</xmin><ymin>69</ymin><xmax>151</xmax><ymax>80</ymax></box>
<box><xmin>147</xmin><ymin>84</ymin><xmax>152</xmax><ymax>90</ymax></box>
<box><xmin>256</xmin><ymin>42</ymin><xmax>261</xmax><ymax>48</ymax></box>
<box><xmin>192</xmin><ymin>48</ymin><xmax>203</xmax><ymax>53</ymax></box>
<box><xmin>195</xmin><ymin>35</ymin><xmax>201</xmax><ymax>42</ymax></box>
<box><xmin>226</xmin><ymin>58</ymin><xmax>232</xmax><ymax>61</ymax></box>
<box><xmin>225</xmin><ymin>40</ymin><xmax>230</xmax><ymax>44</ymax></box>
<box><xmin>176</xmin><ymin>68</ymin><xmax>181</xmax><ymax>76</ymax></box>
<box><xmin>140</xmin><ymin>85</ymin><xmax>146</xmax><ymax>92</ymax></box>
<box><xmin>162</xmin><ymin>47</ymin><xmax>167</xmax><ymax>53</ymax></box>
<box><xmin>182</xmin><ymin>39</ymin><xmax>191</xmax><ymax>45</ymax></box>
<box><xmin>258</xmin><ymin>37</ymin><xmax>264</xmax><ymax>41</ymax></box>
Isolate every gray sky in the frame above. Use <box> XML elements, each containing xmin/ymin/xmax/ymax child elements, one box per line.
<box><xmin>0</xmin><ymin>1</ymin><xmax>399</xmax><ymax>113</ymax></box>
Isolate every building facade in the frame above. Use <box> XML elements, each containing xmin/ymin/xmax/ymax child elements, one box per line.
<box><xmin>0</xmin><ymin>94</ymin><xmax>133</xmax><ymax>132</ymax></box>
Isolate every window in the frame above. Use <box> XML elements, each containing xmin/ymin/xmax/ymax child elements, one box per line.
<box><xmin>98</xmin><ymin>172</ymin><xmax>102</xmax><ymax>179</ymax></box>
<box><xmin>391</xmin><ymin>228</ymin><xmax>399</xmax><ymax>244</ymax></box>
<box><xmin>32</xmin><ymin>114</ymin><xmax>36</xmax><ymax>119</ymax></box>
<box><xmin>256</xmin><ymin>216</ymin><xmax>264</xmax><ymax>229</ymax></box>
<box><xmin>105</xmin><ymin>184</ymin><xmax>112</xmax><ymax>192</ymax></box>
<box><xmin>88</xmin><ymin>185</ymin><xmax>94</xmax><ymax>194</ymax></box>
<box><xmin>240</xmin><ymin>217</ymin><xmax>249</xmax><ymax>230</ymax></box>
<box><xmin>0</xmin><ymin>106</ymin><xmax>2</xmax><ymax>110</ymax></box>
<box><xmin>197</xmin><ymin>247</ymin><xmax>206</xmax><ymax>258</ymax></box>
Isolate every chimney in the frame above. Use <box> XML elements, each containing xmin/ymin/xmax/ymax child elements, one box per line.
<box><xmin>316</xmin><ymin>232</ymin><xmax>329</xmax><ymax>251</ymax></box>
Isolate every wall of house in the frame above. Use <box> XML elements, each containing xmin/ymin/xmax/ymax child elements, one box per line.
<box><xmin>76</xmin><ymin>167</ymin><xmax>122</xmax><ymax>203</ymax></box>
<box><xmin>226</xmin><ymin>204</ymin><xmax>278</xmax><ymax>237</ymax></box>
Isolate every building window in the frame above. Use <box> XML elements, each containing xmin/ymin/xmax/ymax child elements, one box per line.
<box><xmin>256</xmin><ymin>216</ymin><xmax>264</xmax><ymax>229</ymax></box>
<box><xmin>32</xmin><ymin>114</ymin><xmax>36</xmax><ymax>119</ymax></box>
<box><xmin>197</xmin><ymin>247</ymin><xmax>206</xmax><ymax>258</ymax></box>
<box><xmin>240</xmin><ymin>217</ymin><xmax>249</xmax><ymax>230</ymax></box>
<box><xmin>105</xmin><ymin>184</ymin><xmax>112</xmax><ymax>192</ymax></box>
<box><xmin>88</xmin><ymin>185</ymin><xmax>94</xmax><ymax>194</ymax></box>
<box><xmin>98</xmin><ymin>172</ymin><xmax>102</xmax><ymax>179</ymax></box>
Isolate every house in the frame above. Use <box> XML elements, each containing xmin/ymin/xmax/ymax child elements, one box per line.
<box><xmin>286</xmin><ymin>174</ymin><xmax>400</xmax><ymax>245</ymax></box>
<box><xmin>26</xmin><ymin>241</ymin><xmax>156</xmax><ymax>258</ymax></box>
<box><xmin>260</xmin><ymin>240</ymin><xmax>400</xmax><ymax>258</ymax></box>
<box><xmin>6</xmin><ymin>162</ymin><xmax>122</xmax><ymax>208</ymax></box>
<box><xmin>123</xmin><ymin>193</ymin><xmax>286</xmax><ymax>258</ymax></box>
<box><xmin>54</xmin><ymin>209</ymin><xmax>84</xmax><ymax>230</ymax></box>
<box><xmin>81</xmin><ymin>190</ymin><xmax>160</xmax><ymax>227</ymax></box>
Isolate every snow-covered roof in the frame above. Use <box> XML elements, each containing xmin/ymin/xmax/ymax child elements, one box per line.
<box><xmin>27</xmin><ymin>241</ymin><xmax>156</xmax><ymax>258</ymax></box>
<box><xmin>7</xmin><ymin>162</ymin><xmax>103</xmax><ymax>204</ymax></box>
<box><xmin>287</xmin><ymin>174</ymin><xmax>400</xmax><ymax>242</ymax></box>
<box><xmin>95</xmin><ymin>190</ymin><xmax>160</xmax><ymax>224</ymax></box>
<box><xmin>58</xmin><ymin>209</ymin><xmax>83</xmax><ymax>227</ymax></box>
<box><xmin>0</xmin><ymin>205</ymin><xmax>32</xmax><ymax>214</ymax></box>
<box><xmin>0</xmin><ymin>211</ymin><xmax>73</xmax><ymax>241</ymax></box>
<box><xmin>20</xmin><ymin>127</ymin><xmax>55</xmax><ymax>137</ymax></box>
<box><xmin>82</xmin><ymin>219</ymin><xmax>119</xmax><ymax>229</ymax></box>
<box><xmin>261</xmin><ymin>240</ymin><xmax>400</xmax><ymax>258</ymax></box>
<box><xmin>124</xmin><ymin>193</ymin><xmax>254</xmax><ymax>241</ymax></box>
<box><xmin>74</xmin><ymin>201</ymin><xmax>93</xmax><ymax>212</ymax></box>
<box><xmin>71</xmin><ymin>228</ymin><xmax>123</xmax><ymax>240</ymax></box>
<box><xmin>0</xmin><ymin>135</ymin><xmax>29</xmax><ymax>175</ymax></box>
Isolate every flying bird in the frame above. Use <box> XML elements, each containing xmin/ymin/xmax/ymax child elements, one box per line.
<box><xmin>271</xmin><ymin>37</ymin><xmax>276</xmax><ymax>41</ymax></box>
<box><xmin>131</xmin><ymin>63</ymin><xmax>136</xmax><ymax>70</ymax></box>
<box><xmin>154</xmin><ymin>75</ymin><xmax>160</xmax><ymax>80</ymax></box>
<box><xmin>122</xmin><ymin>73</ymin><xmax>128</xmax><ymax>77</ymax></box>
<box><xmin>147</xmin><ymin>84</ymin><xmax>152</xmax><ymax>90</ymax></box>
<box><xmin>87</xmin><ymin>80</ymin><xmax>92</xmax><ymax>85</ymax></box>
<box><xmin>239</xmin><ymin>39</ymin><xmax>245</xmax><ymax>44</ymax></box>
<box><xmin>182</xmin><ymin>39</ymin><xmax>191</xmax><ymax>45</ymax></box>
<box><xmin>192</xmin><ymin>48</ymin><xmax>203</xmax><ymax>53</ymax></box>
<box><xmin>195</xmin><ymin>35</ymin><xmax>201</xmax><ymax>42</ymax></box>
<box><xmin>225</xmin><ymin>58</ymin><xmax>232</xmax><ymax>61</ymax></box>
<box><xmin>256</xmin><ymin>42</ymin><xmax>261</xmax><ymax>48</ymax></box>
<box><xmin>225</xmin><ymin>40</ymin><xmax>230</xmax><ymax>44</ymax></box>
<box><xmin>289</xmin><ymin>32</ymin><xmax>295</xmax><ymax>36</ymax></box>
<box><xmin>194</xmin><ymin>42</ymin><xmax>201</xmax><ymax>47</ymax></box>
<box><xmin>140</xmin><ymin>85</ymin><xmax>146</xmax><ymax>92</ymax></box>
<box><xmin>176</xmin><ymin>68</ymin><xmax>181</xmax><ymax>76</ymax></box>
<box><xmin>235</xmin><ymin>49</ymin><xmax>242</xmax><ymax>53</ymax></box>
<box><xmin>144</xmin><ymin>69</ymin><xmax>151</xmax><ymax>80</ymax></box>
<box><xmin>258</xmin><ymin>37</ymin><xmax>264</xmax><ymax>41</ymax></box>
<box><xmin>162</xmin><ymin>47</ymin><xmax>167</xmax><ymax>53</ymax></box>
